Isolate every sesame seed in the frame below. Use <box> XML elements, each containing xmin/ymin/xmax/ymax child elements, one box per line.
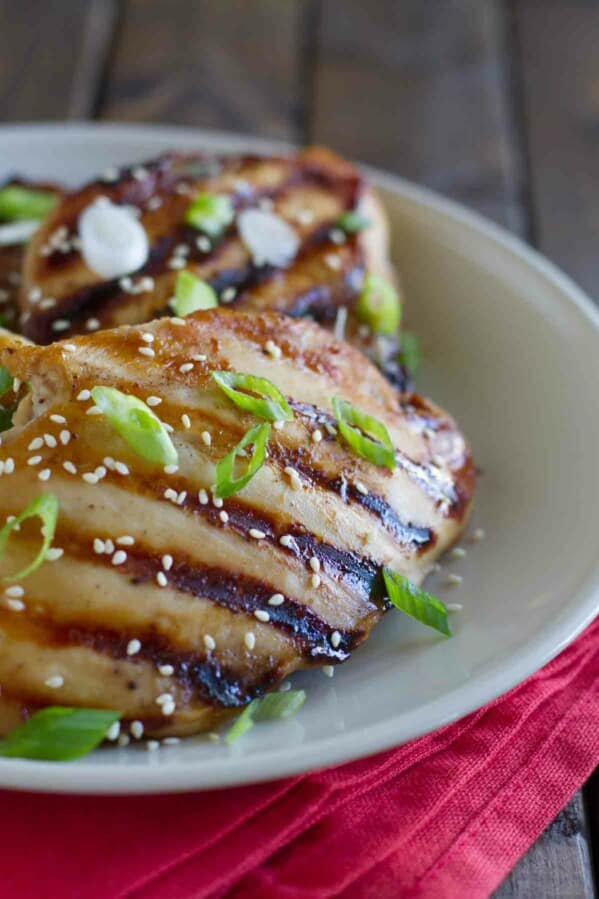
<box><xmin>244</xmin><ymin>631</ymin><xmax>256</xmax><ymax>650</ymax></box>
<box><xmin>164</xmin><ymin>464</ymin><xmax>178</xmax><ymax>475</ymax></box>
<box><xmin>62</xmin><ymin>461</ymin><xmax>76</xmax><ymax>476</ymax></box>
<box><xmin>446</xmin><ymin>602</ymin><xmax>464</xmax><ymax>612</ymax></box>
<box><xmin>444</xmin><ymin>574</ymin><xmax>463</xmax><ymax>586</ymax></box>
<box><xmin>160</xmin><ymin>697</ymin><xmax>175</xmax><ymax>716</ymax></box>
<box><xmin>82</xmin><ymin>472</ymin><xmax>99</xmax><ymax>484</ymax></box>
<box><xmin>163</xmin><ymin>422</ymin><xmax>174</xmax><ymax>433</ymax></box>
<box><xmin>312</xmin><ymin>429</ymin><xmax>323</xmax><ymax>443</ymax></box>
<box><xmin>115</xmin><ymin>462</ymin><xmax>129</xmax><ymax>476</ymax></box>
<box><xmin>86</xmin><ymin>318</ymin><xmax>100</xmax><ymax>331</ymax></box>
<box><xmin>52</xmin><ymin>319</ymin><xmax>70</xmax><ymax>332</ymax></box>
<box><xmin>77</xmin><ymin>389</ymin><xmax>91</xmax><ymax>401</ymax></box>
<box><xmin>311</xmin><ymin>574</ymin><xmax>321</xmax><ymax>589</ymax></box>
<box><xmin>59</xmin><ymin>430</ymin><xmax>71</xmax><ymax>445</ymax></box>
<box><xmin>141</xmin><ymin>332</ymin><xmax>154</xmax><ymax>343</ymax></box>
<box><xmin>112</xmin><ymin>550</ymin><xmax>127</xmax><ymax>566</ymax></box>
<box><xmin>324</xmin><ymin>253</ymin><xmax>342</xmax><ymax>271</ymax></box>
<box><xmin>158</xmin><ymin>664</ymin><xmax>174</xmax><ymax>676</ymax></box>
<box><xmin>164</xmin><ymin>488</ymin><xmax>177</xmax><ymax>502</ymax></box>
<box><xmin>273</xmin><ymin>420</ymin><xmax>284</xmax><ymax>431</ymax></box>
<box><xmin>470</xmin><ymin>528</ymin><xmax>486</xmax><ymax>543</ymax></box>
<box><xmin>264</xmin><ymin>339</ymin><xmax>282</xmax><ymax>359</ymax></box>
<box><xmin>201</xmin><ymin>430</ymin><xmax>212</xmax><ymax>446</ymax></box>
<box><xmin>156</xmin><ymin>693</ymin><xmax>171</xmax><ymax>705</ymax></box>
<box><xmin>179</xmin><ymin>362</ymin><xmax>194</xmax><ymax>374</ymax></box>
<box><xmin>93</xmin><ymin>538</ymin><xmax>105</xmax><ymax>554</ymax></box>
<box><xmin>117</xmin><ymin>734</ymin><xmax>131</xmax><ymax>747</ymax></box>
<box><xmin>191</xmin><ymin>353</ymin><xmax>207</xmax><ymax>362</ymax></box>
<box><xmin>221</xmin><ymin>287</ymin><xmax>236</xmax><ymax>303</ymax></box>
<box><xmin>168</xmin><ymin>257</ymin><xmax>186</xmax><ymax>270</ymax></box>
<box><xmin>86</xmin><ymin>406</ymin><xmax>103</xmax><ymax>416</ymax></box>
<box><xmin>196</xmin><ymin>235</ymin><xmax>211</xmax><ymax>252</ymax></box>
<box><xmin>331</xmin><ymin>631</ymin><xmax>341</xmax><ymax>648</ymax></box>
<box><xmin>146</xmin><ymin>740</ymin><xmax>160</xmax><ymax>751</ymax></box>
<box><xmin>38</xmin><ymin>469</ymin><xmax>51</xmax><ymax>481</ymax></box>
<box><xmin>46</xmin><ymin>548</ymin><xmax>63</xmax><ymax>561</ymax></box>
<box><xmin>106</xmin><ymin>722</ymin><xmax>121</xmax><ymax>741</ymax></box>
<box><xmin>28</xmin><ymin>437</ymin><xmax>43</xmax><ymax>451</ymax></box>
<box><xmin>63</xmin><ymin>343</ymin><xmax>76</xmax><ymax>353</ymax></box>
<box><xmin>176</xmin><ymin>491</ymin><xmax>186</xmax><ymax>505</ymax></box>
<box><xmin>156</xmin><ymin>571</ymin><xmax>168</xmax><ymax>587</ymax></box>
<box><xmin>249</xmin><ymin>528</ymin><xmax>266</xmax><ymax>540</ymax></box>
<box><xmin>50</xmin><ymin>414</ymin><xmax>66</xmax><ymax>424</ymax></box>
<box><xmin>212</xmin><ymin>495</ymin><xmax>223</xmax><ymax>508</ymax></box>
<box><xmin>6</xmin><ymin>585</ymin><xmax>24</xmax><ymax>597</ymax></box>
<box><xmin>126</xmin><ymin>638</ymin><xmax>141</xmax><ymax>656</ymax></box>
<box><xmin>279</xmin><ymin>535</ymin><xmax>294</xmax><ymax>548</ymax></box>
<box><xmin>204</xmin><ymin>634</ymin><xmax>216</xmax><ymax>650</ymax></box>
<box><xmin>138</xmin><ymin>346</ymin><xmax>155</xmax><ymax>358</ymax></box>
<box><xmin>170</xmin><ymin>317</ymin><xmax>186</xmax><ymax>326</ymax></box>
<box><xmin>254</xmin><ymin>609</ymin><xmax>270</xmax><ymax>623</ymax></box>
<box><xmin>116</xmin><ymin>535</ymin><xmax>135</xmax><ymax>546</ymax></box>
<box><xmin>450</xmin><ymin>547</ymin><xmax>467</xmax><ymax>559</ymax></box>
<box><xmin>45</xmin><ymin>674</ymin><xmax>64</xmax><ymax>688</ymax></box>
<box><xmin>7</xmin><ymin>598</ymin><xmax>25</xmax><ymax>612</ymax></box>
<box><xmin>198</xmin><ymin>488</ymin><xmax>209</xmax><ymax>505</ymax></box>
<box><xmin>130</xmin><ymin>720</ymin><xmax>144</xmax><ymax>739</ymax></box>
<box><xmin>146</xmin><ymin>396</ymin><xmax>162</xmax><ymax>406</ymax></box>
<box><xmin>268</xmin><ymin>593</ymin><xmax>284</xmax><ymax>606</ymax></box>
<box><xmin>219</xmin><ymin>510</ymin><xmax>229</xmax><ymax>523</ymax></box>
<box><xmin>181</xmin><ymin>413</ymin><xmax>191</xmax><ymax>429</ymax></box>
<box><xmin>162</xmin><ymin>737</ymin><xmax>180</xmax><ymax>746</ymax></box>
<box><xmin>28</xmin><ymin>455</ymin><xmax>42</xmax><ymax>466</ymax></box>
<box><xmin>43</xmin><ymin>434</ymin><xmax>57</xmax><ymax>448</ymax></box>
<box><xmin>329</xmin><ymin>228</ymin><xmax>346</xmax><ymax>245</ymax></box>
<box><xmin>354</xmin><ymin>480</ymin><xmax>369</xmax><ymax>496</ymax></box>
<box><xmin>207</xmin><ymin>732</ymin><xmax>220</xmax><ymax>743</ymax></box>
<box><xmin>309</xmin><ymin>556</ymin><xmax>321</xmax><ymax>573</ymax></box>
<box><xmin>322</xmin><ymin>665</ymin><xmax>334</xmax><ymax>678</ymax></box>
<box><xmin>104</xmin><ymin>539</ymin><xmax>115</xmax><ymax>554</ymax></box>
<box><xmin>4</xmin><ymin>458</ymin><xmax>14</xmax><ymax>474</ymax></box>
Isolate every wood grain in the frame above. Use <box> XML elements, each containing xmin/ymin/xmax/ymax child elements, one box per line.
<box><xmin>0</xmin><ymin>0</ymin><xmax>118</xmax><ymax>121</ymax></box>
<box><xmin>513</xmin><ymin>0</ymin><xmax>599</xmax><ymax>297</ymax></box>
<box><xmin>309</xmin><ymin>0</ymin><xmax>526</xmax><ymax>230</ymax></box>
<box><xmin>99</xmin><ymin>0</ymin><xmax>309</xmax><ymax>142</ymax></box>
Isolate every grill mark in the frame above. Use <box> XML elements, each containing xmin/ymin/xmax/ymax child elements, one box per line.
<box><xmin>27</xmin><ymin>156</ymin><xmax>362</xmax><ymax>343</ymax></box>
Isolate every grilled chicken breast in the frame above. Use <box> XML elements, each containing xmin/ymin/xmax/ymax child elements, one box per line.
<box><xmin>0</xmin><ymin>309</ymin><xmax>474</xmax><ymax>737</ymax></box>
<box><xmin>20</xmin><ymin>148</ymin><xmax>408</xmax><ymax>387</ymax></box>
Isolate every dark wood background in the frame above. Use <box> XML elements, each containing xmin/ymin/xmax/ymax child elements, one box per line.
<box><xmin>1</xmin><ymin>1</ymin><xmax>598</xmax><ymax>895</ymax></box>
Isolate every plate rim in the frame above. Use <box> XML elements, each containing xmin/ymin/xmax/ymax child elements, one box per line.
<box><xmin>0</xmin><ymin>121</ymin><xmax>597</xmax><ymax>794</ymax></box>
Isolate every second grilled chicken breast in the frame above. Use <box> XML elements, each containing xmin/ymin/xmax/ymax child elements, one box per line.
<box><xmin>0</xmin><ymin>309</ymin><xmax>474</xmax><ymax>737</ymax></box>
<box><xmin>19</xmin><ymin>148</ymin><xmax>408</xmax><ymax>387</ymax></box>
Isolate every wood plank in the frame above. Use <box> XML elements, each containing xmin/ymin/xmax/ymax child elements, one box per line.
<box><xmin>493</xmin><ymin>795</ymin><xmax>595</xmax><ymax>898</ymax></box>
<box><xmin>514</xmin><ymin>0</ymin><xmax>599</xmax><ymax>298</ymax></box>
<box><xmin>0</xmin><ymin>0</ymin><xmax>118</xmax><ymax>121</ymax></box>
<box><xmin>99</xmin><ymin>0</ymin><xmax>309</xmax><ymax>142</ymax></box>
<box><xmin>310</xmin><ymin>0</ymin><xmax>526</xmax><ymax>230</ymax></box>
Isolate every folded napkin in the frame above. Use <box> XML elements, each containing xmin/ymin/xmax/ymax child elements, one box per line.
<box><xmin>3</xmin><ymin>615</ymin><xmax>598</xmax><ymax>899</ymax></box>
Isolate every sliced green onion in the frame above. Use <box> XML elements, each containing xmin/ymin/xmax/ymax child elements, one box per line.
<box><xmin>185</xmin><ymin>192</ymin><xmax>234</xmax><ymax>238</ymax></box>
<box><xmin>226</xmin><ymin>690</ymin><xmax>306</xmax><ymax>743</ymax></box>
<box><xmin>0</xmin><ymin>185</ymin><xmax>57</xmax><ymax>222</ymax></box>
<box><xmin>332</xmin><ymin>396</ymin><xmax>395</xmax><ymax>469</ymax></box>
<box><xmin>355</xmin><ymin>273</ymin><xmax>401</xmax><ymax>336</ymax></box>
<box><xmin>0</xmin><ymin>366</ymin><xmax>13</xmax><ymax>398</ymax></box>
<box><xmin>0</xmin><ymin>707</ymin><xmax>121</xmax><ymax>761</ymax></box>
<box><xmin>91</xmin><ymin>386</ymin><xmax>178</xmax><ymax>467</ymax></box>
<box><xmin>211</xmin><ymin>371</ymin><xmax>293</xmax><ymax>422</ymax></box>
<box><xmin>172</xmin><ymin>270</ymin><xmax>218</xmax><ymax>317</ymax></box>
<box><xmin>0</xmin><ymin>492</ymin><xmax>58</xmax><ymax>582</ymax></box>
<box><xmin>336</xmin><ymin>210</ymin><xmax>370</xmax><ymax>234</ymax></box>
<box><xmin>0</xmin><ymin>405</ymin><xmax>16</xmax><ymax>432</ymax></box>
<box><xmin>383</xmin><ymin>567</ymin><xmax>451</xmax><ymax>636</ymax></box>
<box><xmin>214</xmin><ymin>422</ymin><xmax>270</xmax><ymax>499</ymax></box>
<box><xmin>399</xmin><ymin>331</ymin><xmax>420</xmax><ymax>375</ymax></box>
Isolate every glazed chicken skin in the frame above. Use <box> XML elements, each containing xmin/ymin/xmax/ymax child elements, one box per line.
<box><xmin>19</xmin><ymin>148</ymin><xmax>407</xmax><ymax>387</ymax></box>
<box><xmin>0</xmin><ymin>310</ymin><xmax>474</xmax><ymax>737</ymax></box>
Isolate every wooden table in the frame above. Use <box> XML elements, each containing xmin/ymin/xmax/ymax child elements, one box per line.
<box><xmin>1</xmin><ymin>1</ymin><xmax>597</xmax><ymax>894</ymax></box>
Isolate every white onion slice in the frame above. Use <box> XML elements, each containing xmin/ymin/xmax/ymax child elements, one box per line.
<box><xmin>237</xmin><ymin>208</ymin><xmax>299</xmax><ymax>268</ymax></box>
<box><xmin>0</xmin><ymin>220</ymin><xmax>39</xmax><ymax>246</ymax></box>
<box><xmin>79</xmin><ymin>198</ymin><xmax>149</xmax><ymax>279</ymax></box>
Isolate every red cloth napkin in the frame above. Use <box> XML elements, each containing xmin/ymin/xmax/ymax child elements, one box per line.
<box><xmin>2</xmin><ymin>615</ymin><xmax>598</xmax><ymax>899</ymax></box>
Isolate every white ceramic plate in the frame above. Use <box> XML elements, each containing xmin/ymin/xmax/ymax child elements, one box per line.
<box><xmin>1</xmin><ymin>124</ymin><xmax>598</xmax><ymax>794</ymax></box>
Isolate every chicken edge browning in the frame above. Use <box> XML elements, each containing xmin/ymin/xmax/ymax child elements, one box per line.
<box><xmin>0</xmin><ymin>310</ymin><xmax>475</xmax><ymax>738</ymax></box>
